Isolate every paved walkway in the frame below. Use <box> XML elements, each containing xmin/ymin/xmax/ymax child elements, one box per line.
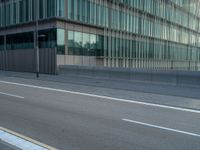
<box><xmin>0</xmin><ymin>71</ymin><xmax>200</xmax><ymax>110</ymax></box>
<box><xmin>0</xmin><ymin>141</ymin><xmax>18</xmax><ymax>150</ymax></box>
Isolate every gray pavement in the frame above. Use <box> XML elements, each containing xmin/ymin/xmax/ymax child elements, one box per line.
<box><xmin>0</xmin><ymin>141</ymin><xmax>18</xmax><ymax>150</ymax></box>
<box><xmin>0</xmin><ymin>71</ymin><xmax>200</xmax><ymax>110</ymax></box>
<box><xmin>0</xmin><ymin>71</ymin><xmax>200</xmax><ymax>150</ymax></box>
<box><xmin>1</xmin><ymin>70</ymin><xmax>200</xmax><ymax>99</ymax></box>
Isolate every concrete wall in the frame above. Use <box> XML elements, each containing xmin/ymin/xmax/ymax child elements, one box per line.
<box><xmin>59</xmin><ymin>65</ymin><xmax>200</xmax><ymax>87</ymax></box>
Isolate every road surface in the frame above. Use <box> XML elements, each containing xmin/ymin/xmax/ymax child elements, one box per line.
<box><xmin>0</xmin><ymin>75</ymin><xmax>200</xmax><ymax>150</ymax></box>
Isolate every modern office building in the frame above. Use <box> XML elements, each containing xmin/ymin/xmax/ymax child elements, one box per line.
<box><xmin>0</xmin><ymin>0</ymin><xmax>200</xmax><ymax>73</ymax></box>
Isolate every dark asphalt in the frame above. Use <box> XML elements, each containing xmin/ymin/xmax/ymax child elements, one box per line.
<box><xmin>0</xmin><ymin>74</ymin><xmax>200</xmax><ymax>150</ymax></box>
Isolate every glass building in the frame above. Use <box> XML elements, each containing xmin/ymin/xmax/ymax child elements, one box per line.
<box><xmin>0</xmin><ymin>0</ymin><xmax>200</xmax><ymax>71</ymax></box>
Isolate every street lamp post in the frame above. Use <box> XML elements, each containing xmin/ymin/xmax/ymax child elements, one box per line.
<box><xmin>35</xmin><ymin>0</ymin><xmax>39</xmax><ymax>78</ymax></box>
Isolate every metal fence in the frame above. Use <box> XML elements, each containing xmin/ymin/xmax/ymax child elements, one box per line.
<box><xmin>0</xmin><ymin>48</ymin><xmax>57</xmax><ymax>74</ymax></box>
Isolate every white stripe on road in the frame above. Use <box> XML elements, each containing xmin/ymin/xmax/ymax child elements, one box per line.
<box><xmin>0</xmin><ymin>91</ymin><xmax>24</xmax><ymax>99</ymax></box>
<box><xmin>0</xmin><ymin>80</ymin><xmax>200</xmax><ymax>114</ymax></box>
<box><xmin>123</xmin><ymin>119</ymin><xmax>200</xmax><ymax>137</ymax></box>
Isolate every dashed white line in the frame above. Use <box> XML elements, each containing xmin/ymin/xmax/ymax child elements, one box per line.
<box><xmin>0</xmin><ymin>91</ymin><xmax>24</xmax><ymax>99</ymax></box>
<box><xmin>0</xmin><ymin>80</ymin><xmax>200</xmax><ymax>114</ymax></box>
<box><xmin>123</xmin><ymin>119</ymin><xmax>200</xmax><ymax>137</ymax></box>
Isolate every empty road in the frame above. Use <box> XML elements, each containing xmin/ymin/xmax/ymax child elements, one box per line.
<box><xmin>0</xmin><ymin>76</ymin><xmax>200</xmax><ymax>150</ymax></box>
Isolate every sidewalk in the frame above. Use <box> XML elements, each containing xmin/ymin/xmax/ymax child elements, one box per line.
<box><xmin>0</xmin><ymin>70</ymin><xmax>200</xmax><ymax>111</ymax></box>
<box><xmin>1</xmin><ymin>70</ymin><xmax>200</xmax><ymax>98</ymax></box>
<box><xmin>0</xmin><ymin>141</ymin><xmax>19</xmax><ymax>150</ymax></box>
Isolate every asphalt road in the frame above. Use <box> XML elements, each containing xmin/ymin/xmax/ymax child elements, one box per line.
<box><xmin>0</xmin><ymin>78</ymin><xmax>200</xmax><ymax>150</ymax></box>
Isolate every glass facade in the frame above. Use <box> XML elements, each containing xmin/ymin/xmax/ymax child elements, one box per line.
<box><xmin>67</xmin><ymin>0</ymin><xmax>109</xmax><ymax>27</ymax></box>
<box><xmin>1</xmin><ymin>28</ymin><xmax>64</xmax><ymax>54</ymax></box>
<box><xmin>0</xmin><ymin>0</ymin><xmax>200</xmax><ymax>70</ymax></box>
<box><xmin>66</xmin><ymin>0</ymin><xmax>200</xmax><ymax>70</ymax></box>
<box><xmin>0</xmin><ymin>0</ymin><xmax>65</xmax><ymax>27</ymax></box>
<box><xmin>0</xmin><ymin>36</ymin><xmax>4</xmax><ymax>50</ymax></box>
<box><xmin>57</xmin><ymin>29</ymin><xmax>65</xmax><ymax>54</ymax></box>
<box><xmin>38</xmin><ymin>29</ymin><xmax>58</xmax><ymax>50</ymax></box>
<box><xmin>68</xmin><ymin>31</ymin><xmax>104</xmax><ymax>57</ymax></box>
<box><xmin>6</xmin><ymin>32</ymin><xmax>34</xmax><ymax>50</ymax></box>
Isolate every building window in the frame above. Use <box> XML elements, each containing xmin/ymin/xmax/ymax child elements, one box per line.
<box><xmin>38</xmin><ymin>29</ymin><xmax>57</xmax><ymax>49</ymax></box>
<box><xmin>56</xmin><ymin>0</ymin><xmax>65</xmax><ymax>17</ymax></box>
<box><xmin>0</xmin><ymin>36</ymin><xmax>4</xmax><ymax>50</ymax></box>
<box><xmin>4</xmin><ymin>28</ymin><xmax>65</xmax><ymax>53</ymax></box>
<box><xmin>67</xmin><ymin>30</ymin><xmax>104</xmax><ymax>57</ymax></box>
<box><xmin>82</xmin><ymin>32</ymin><xmax>90</xmax><ymax>55</ymax></box>
<box><xmin>57</xmin><ymin>29</ymin><xmax>65</xmax><ymax>54</ymax></box>
<box><xmin>6</xmin><ymin>32</ymin><xmax>34</xmax><ymax>50</ymax></box>
<box><xmin>38</xmin><ymin>28</ymin><xmax>65</xmax><ymax>54</ymax></box>
<box><xmin>74</xmin><ymin>31</ymin><xmax>83</xmax><ymax>55</ymax></box>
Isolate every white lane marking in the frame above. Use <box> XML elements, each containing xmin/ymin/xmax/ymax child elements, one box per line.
<box><xmin>123</xmin><ymin>119</ymin><xmax>200</xmax><ymax>137</ymax></box>
<box><xmin>0</xmin><ymin>80</ymin><xmax>200</xmax><ymax>114</ymax></box>
<box><xmin>0</xmin><ymin>91</ymin><xmax>24</xmax><ymax>99</ymax></box>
